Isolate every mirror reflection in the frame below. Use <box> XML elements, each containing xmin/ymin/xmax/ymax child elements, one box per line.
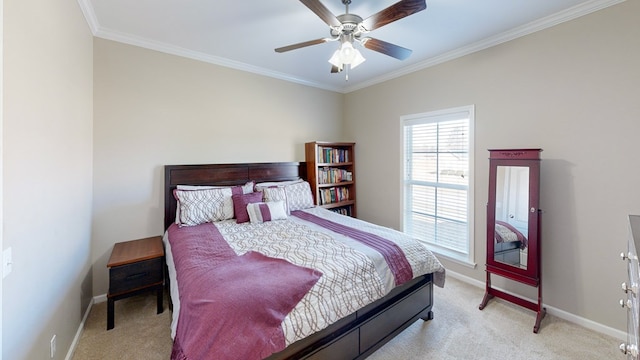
<box><xmin>494</xmin><ymin>165</ymin><xmax>529</xmax><ymax>269</ymax></box>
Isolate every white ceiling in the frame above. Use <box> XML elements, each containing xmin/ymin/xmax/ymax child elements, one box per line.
<box><xmin>79</xmin><ymin>0</ymin><xmax>622</xmax><ymax>93</ymax></box>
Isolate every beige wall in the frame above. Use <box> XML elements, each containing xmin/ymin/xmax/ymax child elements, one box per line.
<box><xmin>344</xmin><ymin>0</ymin><xmax>639</xmax><ymax>332</ymax></box>
<box><xmin>3</xmin><ymin>0</ymin><xmax>94</xmax><ymax>359</ymax></box>
<box><xmin>92</xmin><ymin>38</ymin><xmax>344</xmax><ymax>296</ymax></box>
<box><xmin>3</xmin><ymin>2</ymin><xmax>634</xmax><ymax>357</ymax></box>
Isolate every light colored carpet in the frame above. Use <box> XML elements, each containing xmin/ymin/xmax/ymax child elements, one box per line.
<box><xmin>72</xmin><ymin>293</ymin><xmax>173</xmax><ymax>360</ymax></box>
<box><xmin>71</xmin><ymin>277</ymin><xmax>621</xmax><ymax>359</ymax></box>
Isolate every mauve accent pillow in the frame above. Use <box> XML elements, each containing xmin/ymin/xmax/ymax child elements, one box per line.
<box><xmin>232</xmin><ymin>192</ymin><xmax>264</xmax><ymax>223</ymax></box>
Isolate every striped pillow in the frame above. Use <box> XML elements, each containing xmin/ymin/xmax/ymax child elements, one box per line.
<box><xmin>246</xmin><ymin>201</ymin><xmax>288</xmax><ymax>224</ymax></box>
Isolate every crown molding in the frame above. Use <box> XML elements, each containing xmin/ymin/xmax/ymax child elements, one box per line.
<box><xmin>94</xmin><ymin>27</ymin><xmax>343</xmax><ymax>93</ymax></box>
<box><xmin>75</xmin><ymin>0</ymin><xmax>342</xmax><ymax>91</ymax></box>
<box><xmin>77</xmin><ymin>0</ymin><xmax>625</xmax><ymax>94</ymax></box>
<box><xmin>343</xmin><ymin>0</ymin><xmax>626</xmax><ymax>93</ymax></box>
<box><xmin>76</xmin><ymin>0</ymin><xmax>99</xmax><ymax>34</ymax></box>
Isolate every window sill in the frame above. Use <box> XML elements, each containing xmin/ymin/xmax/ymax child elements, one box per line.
<box><xmin>428</xmin><ymin>247</ymin><xmax>477</xmax><ymax>269</ymax></box>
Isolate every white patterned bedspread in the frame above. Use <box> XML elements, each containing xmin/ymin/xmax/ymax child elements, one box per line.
<box><xmin>495</xmin><ymin>223</ymin><xmax>519</xmax><ymax>242</ymax></box>
<box><xmin>164</xmin><ymin>206</ymin><xmax>445</xmax><ymax>345</ymax></box>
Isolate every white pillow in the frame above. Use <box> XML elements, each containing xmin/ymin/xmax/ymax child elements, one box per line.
<box><xmin>174</xmin><ymin>187</ymin><xmax>234</xmax><ymax>226</ymax></box>
<box><xmin>176</xmin><ymin>185</ymin><xmax>217</xmax><ymax>190</ymax></box>
<box><xmin>262</xmin><ymin>181</ymin><xmax>314</xmax><ymax>214</ymax></box>
<box><xmin>177</xmin><ymin>181</ymin><xmax>254</xmax><ymax>193</ymax></box>
<box><xmin>284</xmin><ymin>181</ymin><xmax>314</xmax><ymax>211</ymax></box>
<box><xmin>254</xmin><ymin>179</ymin><xmax>302</xmax><ymax>191</ymax></box>
<box><xmin>262</xmin><ymin>187</ymin><xmax>289</xmax><ymax>214</ymax></box>
<box><xmin>174</xmin><ymin>182</ymin><xmax>254</xmax><ymax>224</ymax></box>
<box><xmin>247</xmin><ymin>201</ymin><xmax>288</xmax><ymax>224</ymax></box>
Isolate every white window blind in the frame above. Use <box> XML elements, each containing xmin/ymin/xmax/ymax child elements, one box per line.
<box><xmin>402</xmin><ymin>106</ymin><xmax>474</xmax><ymax>262</ymax></box>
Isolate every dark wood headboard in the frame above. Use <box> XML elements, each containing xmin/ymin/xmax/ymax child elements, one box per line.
<box><xmin>164</xmin><ymin>162</ymin><xmax>305</xmax><ymax>230</ymax></box>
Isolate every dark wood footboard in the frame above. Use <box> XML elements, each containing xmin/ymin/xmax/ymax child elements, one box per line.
<box><xmin>266</xmin><ymin>274</ymin><xmax>434</xmax><ymax>360</ymax></box>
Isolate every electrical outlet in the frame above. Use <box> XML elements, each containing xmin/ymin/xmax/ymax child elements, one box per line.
<box><xmin>50</xmin><ymin>334</ymin><xmax>56</xmax><ymax>358</ymax></box>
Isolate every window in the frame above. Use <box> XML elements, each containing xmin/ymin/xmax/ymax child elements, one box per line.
<box><xmin>401</xmin><ymin>106</ymin><xmax>474</xmax><ymax>264</ymax></box>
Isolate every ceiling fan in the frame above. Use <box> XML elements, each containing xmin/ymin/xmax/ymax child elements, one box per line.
<box><xmin>275</xmin><ymin>0</ymin><xmax>427</xmax><ymax>74</ymax></box>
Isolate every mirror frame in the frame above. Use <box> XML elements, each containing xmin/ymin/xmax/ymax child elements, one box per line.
<box><xmin>486</xmin><ymin>149</ymin><xmax>541</xmax><ymax>285</ymax></box>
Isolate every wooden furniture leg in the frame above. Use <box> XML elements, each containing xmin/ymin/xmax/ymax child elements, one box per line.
<box><xmin>533</xmin><ymin>282</ymin><xmax>546</xmax><ymax>333</ymax></box>
<box><xmin>156</xmin><ymin>285</ymin><xmax>164</xmax><ymax>314</ymax></box>
<box><xmin>107</xmin><ymin>298</ymin><xmax>115</xmax><ymax>330</ymax></box>
<box><xmin>479</xmin><ymin>271</ymin><xmax>493</xmax><ymax>310</ymax></box>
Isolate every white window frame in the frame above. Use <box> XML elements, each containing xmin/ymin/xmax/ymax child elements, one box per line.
<box><xmin>400</xmin><ymin>105</ymin><xmax>475</xmax><ymax>266</ymax></box>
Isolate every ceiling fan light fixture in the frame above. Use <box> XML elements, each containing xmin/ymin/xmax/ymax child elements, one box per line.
<box><xmin>338</xmin><ymin>41</ymin><xmax>356</xmax><ymax>63</ymax></box>
<box><xmin>328</xmin><ymin>50</ymin><xmax>344</xmax><ymax>70</ymax></box>
<box><xmin>328</xmin><ymin>40</ymin><xmax>366</xmax><ymax>70</ymax></box>
<box><xmin>350</xmin><ymin>47</ymin><xmax>366</xmax><ymax>69</ymax></box>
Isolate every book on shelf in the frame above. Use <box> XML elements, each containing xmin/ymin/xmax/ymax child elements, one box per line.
<box><xmin>329</xmin><ymin>206</ymin><xmax>352</xmax><ymax>217</ymax></box>
<box><xmin>318</xmin><ymin>146</ymin><xmax>350</xmax><ymax>164</ymax></box>
<box><xmin>306</xmin><ymin>141</ymin><xmax>356</xmax><ymax>218</ymax></box>
<box><xmin>318</xmin><ymin>186</ymin><xmax>350</xmax><ymax>205</ymax></box>
<box><xmin>319</xmin><ymin>167</ymin><xmax>353</xmax><ymax>184</ymax></box>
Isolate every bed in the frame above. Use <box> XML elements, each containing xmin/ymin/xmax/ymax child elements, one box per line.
<box><xmin>163</xmin><ymin>162</ymin><xmax>445</xmax><ymax>360</ymax></box>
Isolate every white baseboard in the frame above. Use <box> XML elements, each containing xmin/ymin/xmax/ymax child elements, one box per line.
<box><xmin>94</xmin><ymin>293</ymin><xmax>107</xmax><ymax>304</ymax></box>
<box><xmin>65</xmin><ymin>297</ymin><xmax>94</xmax><ymax>360</ymax></box>
<box><xmin>64</xmin><ymin>294</ymin><xmax>108</xmax><ymax>359</ymax></box>
<box><xmin>64</xmin><ymin>275</ymin><xmax>626</xmax><ymax>358</ymax></box>
<box><xmin>445</xmin><ymin>270</ymin><xmax>627</xmax><ymax>341</ymax></box>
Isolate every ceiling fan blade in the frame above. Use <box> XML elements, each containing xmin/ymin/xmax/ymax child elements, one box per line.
<box><xmin>362</xmin><ymin>37</ymin><xmax>412</xmax><ymax>60</ymax></box>
<box><xmin>361</xmin><ymin>0</ymin><xmax>427</xmax><ymax>31</ymax></box>
<box><xmin>299</xmin><ymin>0</ymin><xmax>341</xmax><ymax>27</ymax></box>
<box><xmin>275</xmin><ymin>38</ymin><xmax>329</xmax><ymax>53</ymax></box>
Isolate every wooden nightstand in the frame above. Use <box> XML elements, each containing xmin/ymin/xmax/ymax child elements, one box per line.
<box><xmin>107</xmin><ymin>236</ymin><xmax>164</xmax><ymax>330</ymax></box>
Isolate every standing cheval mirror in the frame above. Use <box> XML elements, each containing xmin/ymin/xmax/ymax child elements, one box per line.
<box><xmin>479</xmin><ymin>149</ymin><xmax>546</xmax><ymax>333</ymax></box>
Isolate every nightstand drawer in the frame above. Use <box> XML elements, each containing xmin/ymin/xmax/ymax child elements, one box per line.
<box><xmin>109</xmin><ymin>257</ymin><xmax>163</xmax><ymax>295</ymax></box>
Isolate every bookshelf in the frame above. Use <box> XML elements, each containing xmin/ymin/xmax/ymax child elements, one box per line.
<box><xmin>305</xmin><ymin>141</ymin><xmax>356</xmax><ymax>217</ymax></box>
